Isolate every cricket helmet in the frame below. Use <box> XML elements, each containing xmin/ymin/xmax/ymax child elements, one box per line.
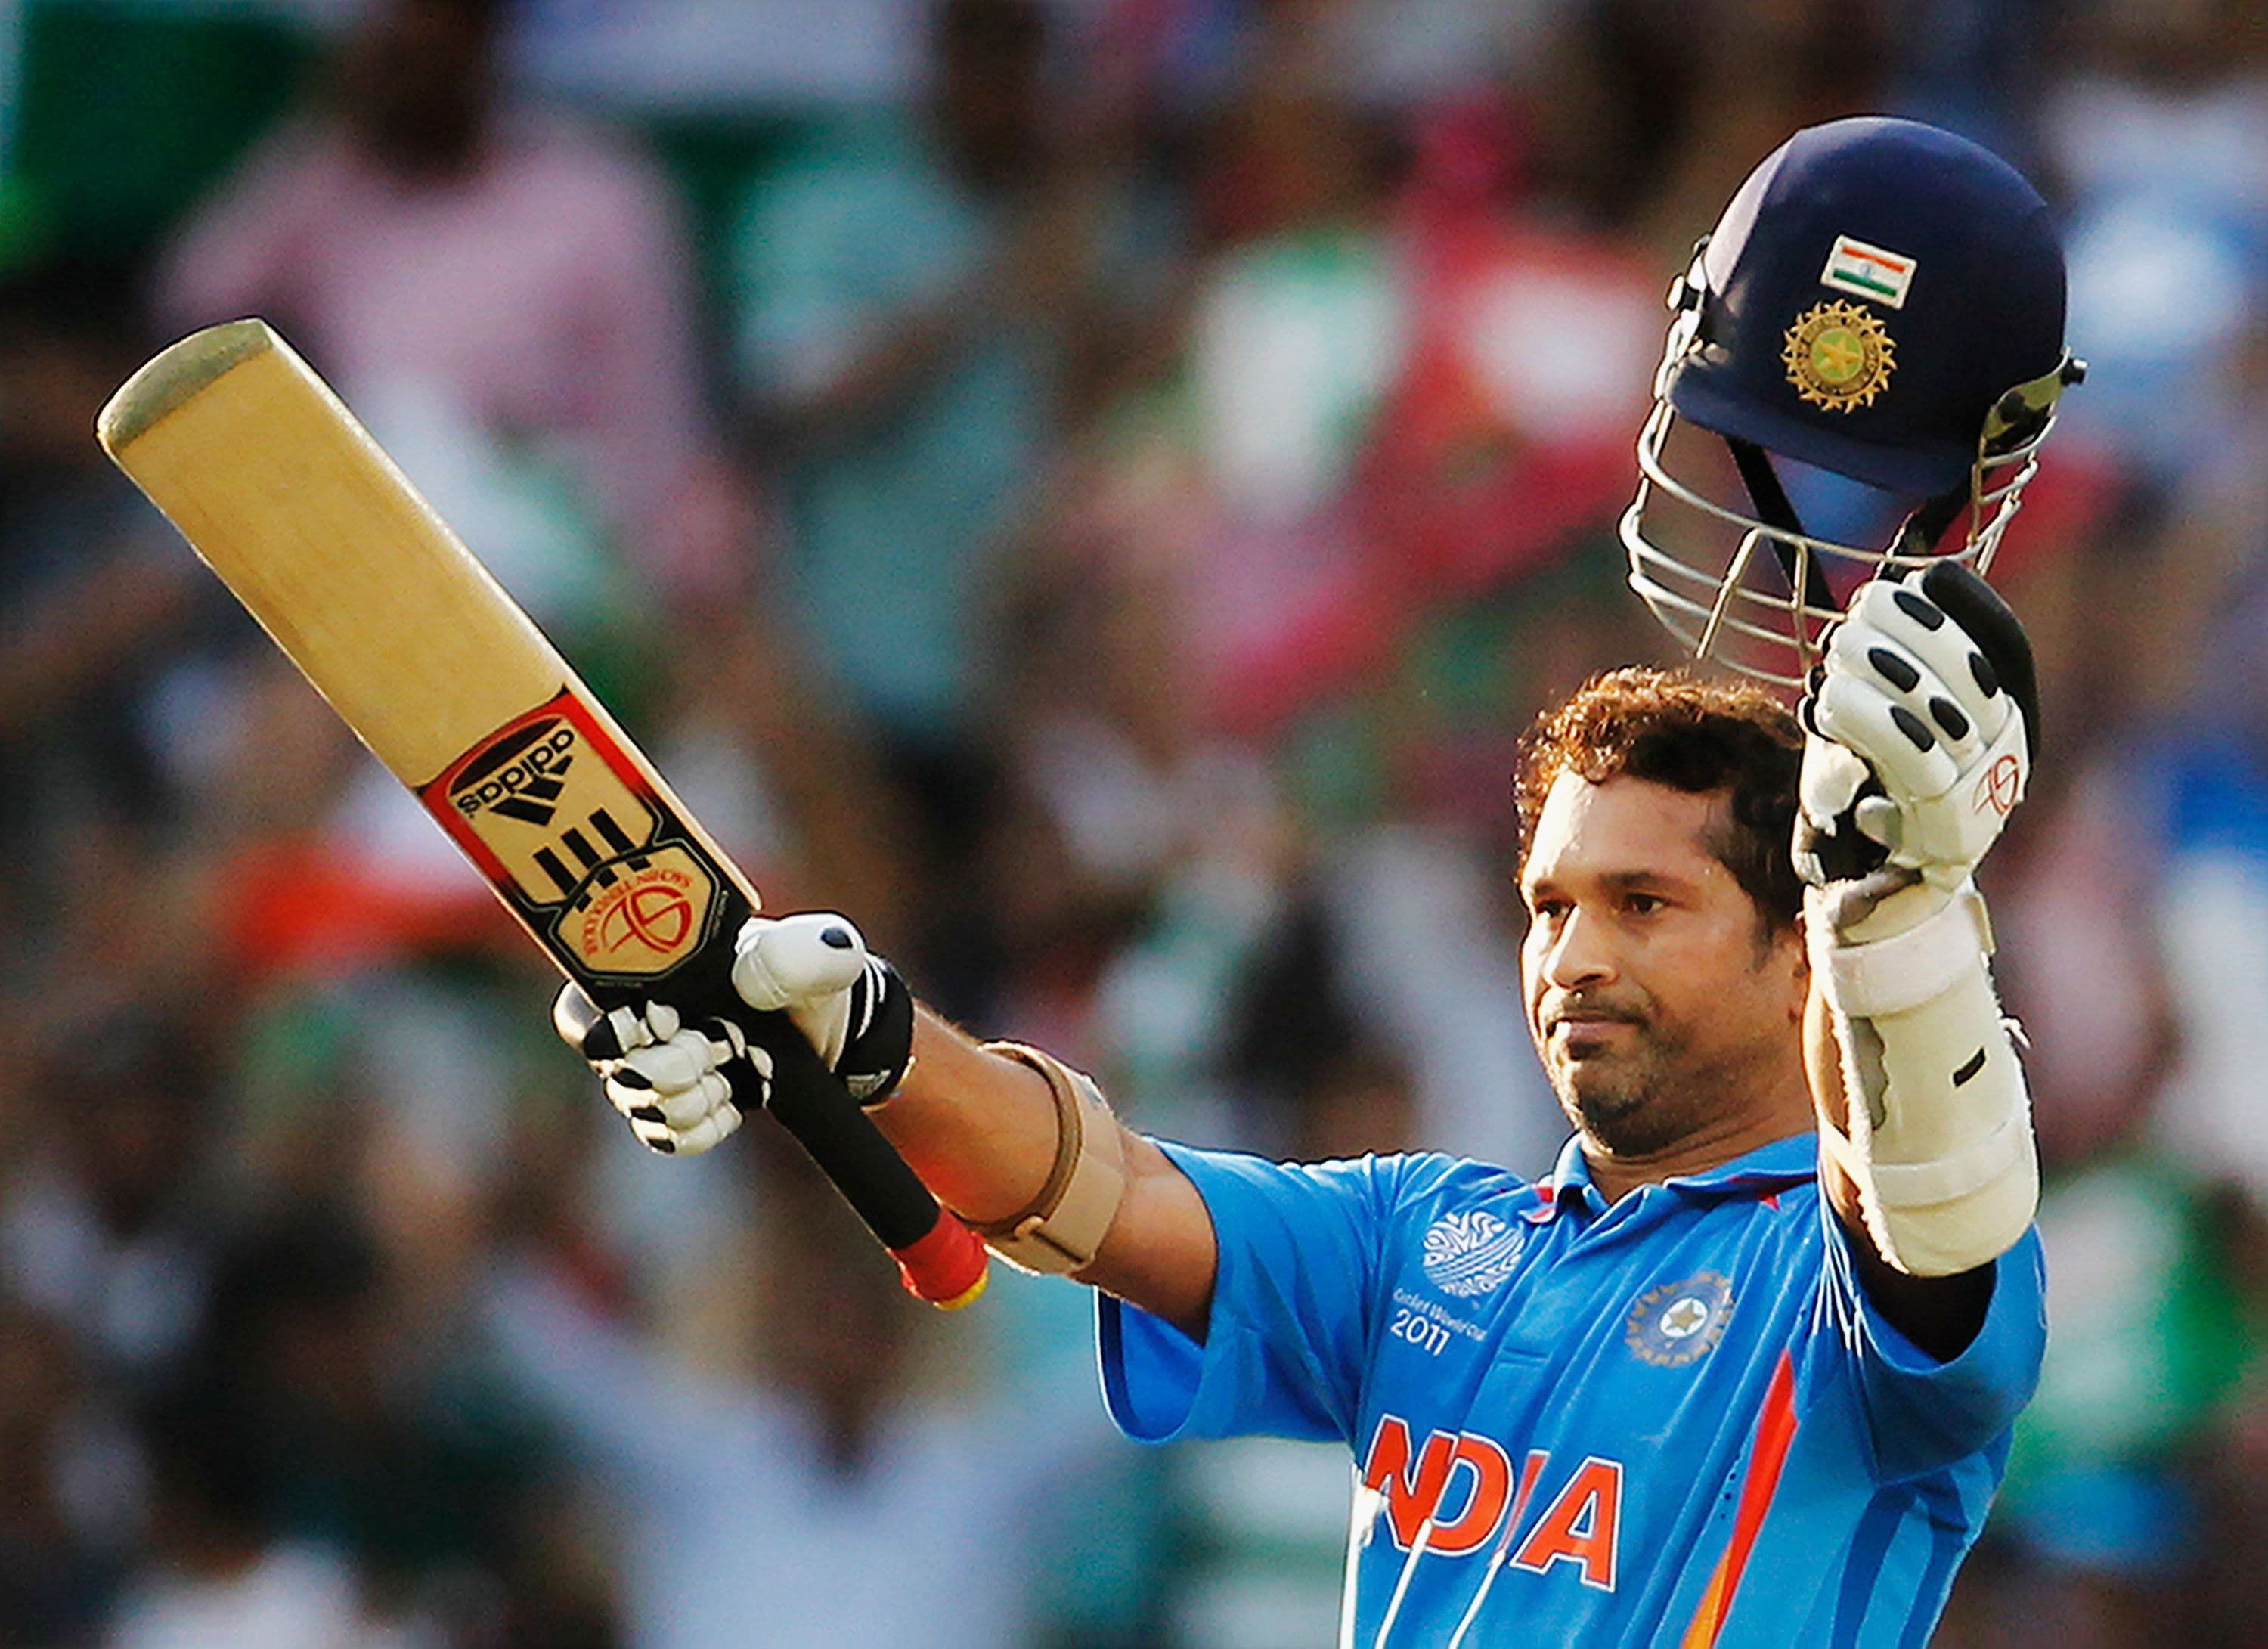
<box><xmin>1622</xmin><ymin>116</ymin><xmax>2083</xmax><ymax>686</ymax></box>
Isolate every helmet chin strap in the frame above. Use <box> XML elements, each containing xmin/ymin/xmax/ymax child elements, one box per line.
<box><xmin>1728</xmin><ymin>434</ymin><xmax>1972</xmax><ymax>586</ymax></box>
<box><xmin>1892</xmin><ymin>485</ymin><xmax>1972</xmax><ymax>557</ymax></box>
<box><xmin>1724</xmin><ymin>435</ymin><xmax>1832</xmax><ymax>609</ymax></box>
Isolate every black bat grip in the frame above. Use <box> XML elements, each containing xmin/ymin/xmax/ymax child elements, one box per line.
<box><xmin>558</xmin><ymin>976</ymin><xmax>990</xmax><ymax>1310</ymax></box>
<box><xmin>750</xmin><ymin>1020</ymin><xmax>990</xmax><ymax>1305</ymax></box>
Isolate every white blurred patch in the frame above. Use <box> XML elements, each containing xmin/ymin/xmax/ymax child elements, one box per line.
<box><xmin>1463</xmin><ymin>268</ymin><xmax>1657</xmax><ymax>444</ymax></box>
<box><xmin>1192</xmin><ymin>240</ymin><xmax>1405</xmax><ymax>524</ymax></box>
<box><xmin>2152</xmin><ymin>849</ymin><xmax>2268</xmax><ymax>1196</ymax></box>
<box><xmin>508</xmin><ymin>0</ymin><xmax>927</xmax><ymax>110</ymax></box>
<box><xmin>1322</xmin><ymin>825</ymin><xmax>1560</xmax><ymax>1170</ymax></box>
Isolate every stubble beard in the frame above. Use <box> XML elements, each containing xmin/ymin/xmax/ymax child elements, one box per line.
<box><xmin>1544</xmin><ymin>1015</ymin><xmax>1713</xmax><ymax>1161</ymax></box>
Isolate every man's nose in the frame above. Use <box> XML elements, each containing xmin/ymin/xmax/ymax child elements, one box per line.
<box><xmin>1541</xmin><ymin>905</ymin><xmax>1618</xmax><ymax>991</ymax></box>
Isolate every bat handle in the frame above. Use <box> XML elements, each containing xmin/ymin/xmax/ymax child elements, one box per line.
<box><xmin>758</xmin><ymin>1028</ymin><xmax>990</xmax><ymax>1310</ymax></box>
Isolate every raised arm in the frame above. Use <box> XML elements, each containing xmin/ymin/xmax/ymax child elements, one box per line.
<box><xmin>556</xmin><ymin>917</ymin><xmax>1219</xmax><ymax>1340</ymax></box>
<box><xmin>878</xmin><ymin>1009</ymin><xmax>1218</xmax><ymax>1335</ymax></box>
<box><xmin>1791</xmin><ymin>563</ymin><xmax>2043</xmax><ymax>1359</ymax></box>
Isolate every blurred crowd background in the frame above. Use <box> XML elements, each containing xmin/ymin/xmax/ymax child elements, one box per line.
<box><xmin>0</xmin><ymin>0</ymin><xmax>2260</xmax><ymax>1644</ymax></box>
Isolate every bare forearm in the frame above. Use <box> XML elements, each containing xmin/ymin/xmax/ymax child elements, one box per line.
<box><xmin>871</xmin><ymin>1008</ymin><xmax>1217</xmax><ymax>1338</ymax></box>
<box><xmin>876</xmin><ymin>1009</ymin><xmax>1062</xmax><ymax>1224</ymax></box>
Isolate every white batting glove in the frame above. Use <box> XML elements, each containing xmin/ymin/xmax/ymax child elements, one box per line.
<box><xmin>1795</xmin><ymin>562</ymin><xmax>2039</xmax><ymax>928</ymax></box>
<box><xmin>730</xmin><ymin>914</ymin><xmax>915</xmax><ymax>1105</ymax></box>
<box><xmin>553</xmin><ymin>914</ymin><xmax>912</xmax><ymax>1155</ymax></box>
<box><xmin>553</xmin><ymin>990</ymin><xmax>770</xmax><ymax>1155</ymax></box>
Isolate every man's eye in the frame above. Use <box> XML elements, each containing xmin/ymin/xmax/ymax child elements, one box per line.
<box><xmin>1624</xmin><ymin>893</ymin><xmax>1665</xmax><ymax>915</ymax></box>
<box><xmin>1529</xmin><ymin>897</ymin><xmax>1569</xmax><ymax>920</ymax></box>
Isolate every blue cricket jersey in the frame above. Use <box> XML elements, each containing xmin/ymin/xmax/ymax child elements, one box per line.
<box><xmin>1098</xmin><ymin>1132</ymin><xmax>2046</xmax><ymax>1647</ymax></box>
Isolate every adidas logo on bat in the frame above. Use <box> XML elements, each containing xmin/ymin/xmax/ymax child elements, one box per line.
<box><xmin>450</xmin><ymin>721</ymin><xmax>577</xmax><ymax>826</ymax></box>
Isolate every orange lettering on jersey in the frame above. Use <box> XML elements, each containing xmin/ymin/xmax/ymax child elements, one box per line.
<box><xmin>1511</xmin><ymin>1456</ymin><xmax>1625</xmax><ymax>1591</ymax></box>
<box><xmin>1362</xmin><ymin>1416</ymin><xmax>1457</xmax><ymax>1549</ymax></box>
<box><xmin>1497</xmin><ymin>1449</ymin><xmax>1551</xmax><ymax>1558</ymax></box>
<box><xmin>1430</xmin><ymin>1437</ymin><xmax>1514</xmax><ymax>1556</ymax></box>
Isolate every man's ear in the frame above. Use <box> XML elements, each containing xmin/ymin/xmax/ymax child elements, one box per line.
<box><xmin>1781</xmin><ymin>915</ymin><xmax>1811</xmax><ymax>1022</ymax></box>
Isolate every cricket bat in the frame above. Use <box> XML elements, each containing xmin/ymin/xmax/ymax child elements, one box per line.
<box><xmin>98</xmin><ymin>318</ymin><xmax>989</xmax><ymax>1310</ymax></box>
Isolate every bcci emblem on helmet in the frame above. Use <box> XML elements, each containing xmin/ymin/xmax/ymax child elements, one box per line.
<box><xmin>1626</xmin><ymin>1272</ymin><xmax>1734</xmax><ymax>1367</ymax></box>
<box><xmin>1782</xmin><ymin>300</ymin><xmax>1895</xmax><ymax>412</ymax></box>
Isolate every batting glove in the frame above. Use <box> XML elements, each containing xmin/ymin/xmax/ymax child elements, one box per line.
<box><xmin>554</xmin><ymin>914</ymin><xmax>912</xmax><ymax>1155</ymax></box>
<box><xmin>1794</xmin><ymin>561</ymin><xmax>2040</xmax><ymax>924</ymax></box>
<box><xmin>553</xmin><ymin>989</ymin><xmax>770</xmax><ymax>1155</ymax></box>
<box><xmin>730</xmin><ymin>913</ymin><xmax>915</xmax><ymax>1106</ymax></box>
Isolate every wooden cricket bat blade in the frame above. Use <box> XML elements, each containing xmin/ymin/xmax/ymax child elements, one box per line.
<box><xmin>98</xmin><ymin>318</ymin><xmax>988</xmax><ymax>1310</ymax></box>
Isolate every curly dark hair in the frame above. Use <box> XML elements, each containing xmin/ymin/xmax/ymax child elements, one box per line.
<box><xmin>1514</xmin><ymin>668</ymin><xmax>1805</xmax><ymax>933</ymax></box>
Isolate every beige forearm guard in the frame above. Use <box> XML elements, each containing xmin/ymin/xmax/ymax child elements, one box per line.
<box><xmin>971</xmin><ymin>1043</ymin><xmax>1129</xmax><ymax>1275</ymax></box>
<box><xmin>1810</xmin><ymin>880</ymin><xmax>2039</xmax><ymax>1278</ymax></box>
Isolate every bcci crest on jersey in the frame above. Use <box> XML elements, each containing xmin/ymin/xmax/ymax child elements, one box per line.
<box><xmin>1421</xmin><ymin>1210</ymin><xmax>1526</xmax><ymax>1298</ymax></box>
<box><xmin>1625</xmin><ymin>1272</ymin><xmax>1734</xmax><ymax>1366</ymax></box>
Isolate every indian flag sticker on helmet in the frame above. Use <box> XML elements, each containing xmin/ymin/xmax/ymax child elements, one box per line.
<box><xmin>1782</xmin><ymin>300</ymin><xmax>1896</xmax><ymax>412</ymax></box>
<box><xmin>1820</xmin><ymin>234</ymin><xmax>1917</xmax><ymax>308</ymax></box>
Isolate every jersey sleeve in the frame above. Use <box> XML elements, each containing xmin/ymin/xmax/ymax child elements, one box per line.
<box><xmin>1098</xmin><ymin>1143</ymin><xmax>1404</xmax><ymax>1448</ymax></box>
<box><xmin>1815</xmin><ymin>1206</ymin><xmax>2048</xmax><ymax>1483</ymax></box>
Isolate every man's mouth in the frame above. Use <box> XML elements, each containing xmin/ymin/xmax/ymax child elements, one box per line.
<box><xmin>1546</xmin><ymin>1006</ymin><xmax>1644</xmax><ymax>1052</ymax></box>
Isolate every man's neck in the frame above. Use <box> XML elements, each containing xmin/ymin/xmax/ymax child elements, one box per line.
<box><xmin>1581</xmin><ymin>1083</ymin><xmax>1815</xmax><ymax>1204</ymax></box>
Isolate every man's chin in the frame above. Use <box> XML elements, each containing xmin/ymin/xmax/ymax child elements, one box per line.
<box><xmin>1556</xmin><ymin>1073</ymin><xmax>1684</xmax><ymax>1159</ymax></box>
<box><xmin>1551</xmin><ymin>1065</ymin><xmax>1642</xmax><ymax>1128</ymax></box>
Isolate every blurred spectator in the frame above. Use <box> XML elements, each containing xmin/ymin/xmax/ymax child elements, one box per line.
<box><xmin>141</xmin><ymin>0</ymin><xmax>805</xmax><ymax>1301</ymax></box>
<box><xmin>1881</xmin><ymin>0</ymin><xmax>2050</xmax><ymax>163</ymax></box>
<box><xmin>482</xmin><ymin>1139</ymin><xmax>1126</xmax><ymax>1649</ymax></box>
<box><xmin>1</xmin><ymin>1012</ymin><xmax>221</xmax><ymax>1394</ymax></box>
<box><xmin>1984</xmin><ymin>766</ymin><xmax>2237</xmax><ymax>1589</ymax></box>
<box><xmin>161</xmin><ymin>1205</ymin><xmax>555</xmax><ymax>1645</ymax></box>
<box><xmin>2041</xmin><ymin>0</ymin><xmax>2268</xmax><ymax>482</ymax></box>
<box><xmin>1355</xmin><ymin>91</ymin><xmax>1659</xmax><ymax>605</ymax></box>
<box><xmin>2136</xmin><ymin>577</ymin><xmax>2268</xmax><ymax>1201</ymax></box>
<box><xmin>1631</xmin><ymin>0</ymin><xmax>1895</xmax><ymax>262</ymax></box>
<box><xmin>1174</xmin><ymin>79</ymin><xmax>1402</xmax><ymax>736</ymax></box>
<box><xmin>724</xmin><ymin>0</ymin><xmax>1187</xmax><ymax>1007</ymax></box>
<box><xmin>0</xmin><ymin>1305</ymin><xmax>135</xmax><ymax>1648</ymax></box>
<box><xmin>991</xmin><ymin>515</ymin><xmax>1294</xmax><ymax>1132</ymax></box>
<box><xmin>636</xmin><ymin>606</ymin><xmax>924</xmax><ymax>956</ymax></box>
<box><xmin>724</xmin><ymin>0</ymin><xmax>1071</xmax><ymax>758</ymax></box>
<box><xmin>155</xmin><ymin>0</ymin><xmax>754</xmax><ymax>618</ymax></box>
<box><xmin>107</xmin><ymin>1379</ymin><xmax>421</xmax><ymax>1649</ymax></box>
<box><xmin>0</xmin><ymin>258</ymin><xmax>203</xmax><ymax>953</ymax></box>
<box><xmin>2183</xmin><ymin>1264</ymin><xmax>2268</xmax><ymax>1643</ymax></box>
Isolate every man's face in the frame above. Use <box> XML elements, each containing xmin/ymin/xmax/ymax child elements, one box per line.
<box><xmin>1519</xmin><ymin>773</ymin><xmax>1805</xmax><ymax>1160</ymax></box>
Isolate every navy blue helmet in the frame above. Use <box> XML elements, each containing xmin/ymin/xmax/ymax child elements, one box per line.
<box><xmin>1622</xmin><ymin>117</ymin><xmax>2082</xmax><ymax>686</ymax></box>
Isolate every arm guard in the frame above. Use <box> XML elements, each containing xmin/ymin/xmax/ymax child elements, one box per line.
<box><xmin>1808</xmin><ymin>879</ymin><xmax>2039</xmax><ymax>1277</ymax></box>
<box><xmin>971</xmin><ymin>1043</ymin><xmax>1129</xmax><ymax>1276</ymax></box>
